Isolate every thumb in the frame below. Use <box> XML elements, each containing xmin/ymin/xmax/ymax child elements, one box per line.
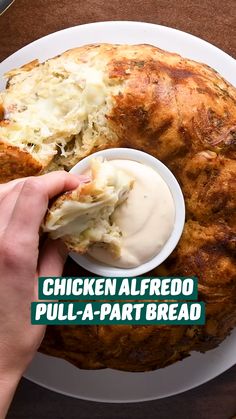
<box><xmin>38</xmin><ymin>238</ymin><xmax>68</xmax><ymax>277</ymax></box>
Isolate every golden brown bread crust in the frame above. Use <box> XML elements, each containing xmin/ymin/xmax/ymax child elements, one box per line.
<box><xmin>106</xmin><ymin>44</ymin><xmax>236</xmax><ymax>160</ymax></box>
<box><xmin>0</xmin><ymin>43</ymin><xmax>235</xmax><ymax>371</ymax></box>
<box><xmin>0</xmin><ymin>141</ymin><xmax>42</xmax><ymax>182</ymax></box>
<box><xmin>1</xmin><ymin>44</ymin><xmax>236</xmax><ymax>179</ymax></box>
<box><xmin>179</xmin><ymin>153</ymin><xmax>236</xmax><ymax>226</ymax></box>
<box><xmin>41</xmin><ymin>220</ymin><xmax>236</xmax><ymax>371</ymax></box>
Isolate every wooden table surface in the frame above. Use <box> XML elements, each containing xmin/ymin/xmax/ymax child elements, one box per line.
<box><xmin>1</xmin><ymin>0</ymin><xmax>235</xmax><ymax>418</ymax></box>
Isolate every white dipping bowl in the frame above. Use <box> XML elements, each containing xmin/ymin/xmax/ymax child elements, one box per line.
<box><xmin>69</xmin><ymin>148</ymin><xmax>185</xmax><ymax>277</ymax></box>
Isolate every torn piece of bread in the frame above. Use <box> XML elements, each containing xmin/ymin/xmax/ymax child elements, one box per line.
<box><xmin>42</xmin><ymin>158</ymin><xmax>134</xmax><ymax>255</ymax></box>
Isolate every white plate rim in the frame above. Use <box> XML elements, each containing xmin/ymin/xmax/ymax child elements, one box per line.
<box><xmin>25</xmin><ymin>346</ymin><xmax>236</xmax><ymax>403</ymax></box>
<box><xmin>1</xmin><ymin>21</ymin><xmax>235</xmax><ymax>86</ymax></box>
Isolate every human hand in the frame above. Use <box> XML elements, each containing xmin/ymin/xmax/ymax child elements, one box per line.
<box><xmin>0</xmin><ymin>171</ymin><xmax>87</xmax><ymax>417</ymax></box>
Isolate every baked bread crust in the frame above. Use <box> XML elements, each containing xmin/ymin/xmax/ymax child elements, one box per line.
<box><xmin>0</xmin><ymin>44</ymin><xmax>235</xmax><ymax>371</ymax></box>
<box><xmin>0</xmin><ymin>141</ymin><xmax>42</xmax><ymax>182</ymax></box>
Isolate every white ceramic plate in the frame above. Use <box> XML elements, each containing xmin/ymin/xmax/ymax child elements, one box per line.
<box><xmin>1</xmin><ymin>21</ymin><xmax>235</xmax><ymax>402</ymax></box>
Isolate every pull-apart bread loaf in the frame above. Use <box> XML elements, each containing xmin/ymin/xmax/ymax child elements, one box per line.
<box><xmin>0</xmin><ymin>44</ymin><xmax>236</xmax><ymax>371</ymax></box>
<box><xmin>1</xmin><ymin>44</ymin><xmax>236</xmax><ymax>181</ymax></box>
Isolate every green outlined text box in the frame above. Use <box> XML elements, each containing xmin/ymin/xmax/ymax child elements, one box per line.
<box><xmin>38</xmin><ymin>277</ymin><xmax>199</xmax><ymax>300</ymax></box>
<box><xmin>31</xmin><ymin>301</ymin><xmax>205</xmax><ymax>325</ymax></box>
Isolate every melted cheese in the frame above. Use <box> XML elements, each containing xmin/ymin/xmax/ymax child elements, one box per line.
<box><xmin>0</xmin><ymin>57</ymin><xmax>108</xmax><ymax>163</ymax></box>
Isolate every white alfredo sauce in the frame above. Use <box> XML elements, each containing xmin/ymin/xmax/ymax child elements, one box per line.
<box><xmin>88</xmin><ymin>159</ymin><xmax>175</xmax><ymax>268</ymax></box>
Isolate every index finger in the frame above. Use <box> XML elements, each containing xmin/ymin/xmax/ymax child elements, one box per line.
<box><xmin>0</xmin><ymin>171</ymin><xmax>88</xmax><ymax>200</ymax></box>
<box><xmin>37</xmin><ymin>170</ymin><xmax>90</xmax><ymax>199</ymax></box>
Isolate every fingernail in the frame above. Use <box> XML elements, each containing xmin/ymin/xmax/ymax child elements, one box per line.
<box><xmin>78</xmin><ymin>175</ymin><xmax>91</xmax><ymax>183</ymax></box>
